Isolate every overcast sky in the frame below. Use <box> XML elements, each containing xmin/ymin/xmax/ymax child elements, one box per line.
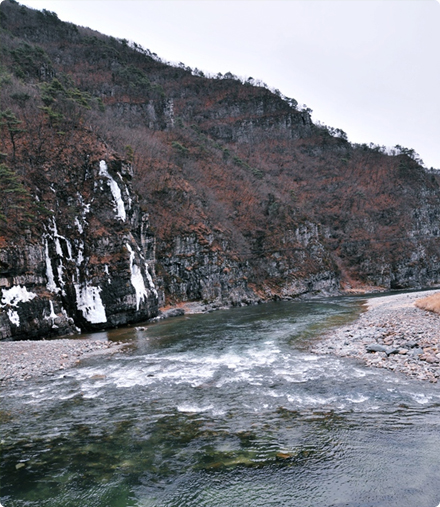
<box><xmin>19</xmin><ymin>0</ymin><xmax>440</xmax><ymax>168</ymax></box>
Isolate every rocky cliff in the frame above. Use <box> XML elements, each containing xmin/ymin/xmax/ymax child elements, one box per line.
<box><xmin>1</xmin><ymin>0</ymin><xmax>439</xmax><ymax>340</ymax></box>
<box><xmin>0</xmin><ymin>127</ymin><xmax>159</xmax><ymax>339</ymax></box>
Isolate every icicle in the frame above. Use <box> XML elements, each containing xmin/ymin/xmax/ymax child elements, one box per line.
<box><xmin>126</xmin><ymin>243</ymin><xmax>149</xmax><ymax>310</ymax></box>
<box><xmin>99</xmin><ymin>160</ymin><xmax>126</xmax><ymax>221</ymax></box>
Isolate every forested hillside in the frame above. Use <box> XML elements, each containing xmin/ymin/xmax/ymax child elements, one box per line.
<box><xmin>1</xmin><ymin>0</ymin><xmax>439</xmax><ymax>338</ymax></box>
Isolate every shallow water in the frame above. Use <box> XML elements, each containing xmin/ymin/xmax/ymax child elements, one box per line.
<box><xmin>1</xmin><ymin>297</ymin><xmax>440</xmax><ymax>506</ymax></box>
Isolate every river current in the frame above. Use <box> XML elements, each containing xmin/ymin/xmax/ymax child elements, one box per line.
<box><xmin>1</xmin><ymin>296</ymin><xmax>440</xmax><ymax>506</ymax></box>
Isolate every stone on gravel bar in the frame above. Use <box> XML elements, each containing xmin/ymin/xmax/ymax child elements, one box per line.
<box><xmin>311</xmin><ymin>289</ymin><xmax>440</xmax><ymax>383</ymax></box>
<box><xmin>366</xmin><ymin>344</ymin><xmax>388</xmax><ymax>353</ymax></box>
<box><xmin>0</xmin><ymin>339</ymin><xmax>127</xmax><ymax>384</ymax></box>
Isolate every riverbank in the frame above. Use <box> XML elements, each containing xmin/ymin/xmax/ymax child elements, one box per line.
<box><xmin>0</xmin><ymin>339</ymin><xmax>126</xmax><ymax>384</ymax></box>
<box><xmin>2</xmin><ymin>290</ymin><xmax>439</xmax><ymax>385</ymax></box>
<box><xmin>312</xmin><ymin>290</ymin><xmax>440</xmax><ymax>383</ymax></box>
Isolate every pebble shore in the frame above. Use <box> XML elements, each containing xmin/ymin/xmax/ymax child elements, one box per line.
<box><xmin>0</xmin><ymin>339</ymin><xmax>126</xmax><ymax>384</ymax></box>
<box><xmin>312</xmin><ymin>290</ymin><xmax>440</xmax><ymax>383</ymax></box>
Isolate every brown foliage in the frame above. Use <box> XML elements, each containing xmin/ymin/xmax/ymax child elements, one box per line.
<box><xmin>415</xmin><ymin>293</ymin><xmax>440</xmax><ymax>315</ymax></box>
<box><xmin>1</xmin><ymin>0</ymin><xmax>439</xmax><ymax>297</ymax></box>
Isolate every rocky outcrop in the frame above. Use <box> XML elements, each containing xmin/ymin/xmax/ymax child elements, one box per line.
<box><xmin>1</xmin><ymin>156</ymin><xmax>159</xmax><ymax>340</ymax></box>
<box><xmin>157</xmin><ymin>231</ymin><xmax>257</xmax><ymax>306</ymax></box>
<box><xmin>157</xmin><ymin>222</ymin><xmax>340</xmax><ymax>306</ymax></box>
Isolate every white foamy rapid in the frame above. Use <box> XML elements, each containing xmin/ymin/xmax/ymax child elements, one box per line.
<box><xmin>6</xmin><ymin>299</ymin><xmax>440</xmax><ymax>418</ymax></box>
<box><xmin>53</xmin><ymin>328</ymin><xmax>440</xmax><ymax>417</ymax></box>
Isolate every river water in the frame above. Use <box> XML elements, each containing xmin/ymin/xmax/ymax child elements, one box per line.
<box><xmin>1</xmin><ymin>297</ymin><xmax>440</xmax><ymax>507</ymax></box>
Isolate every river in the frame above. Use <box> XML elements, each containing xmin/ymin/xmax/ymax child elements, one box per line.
<box><xmin>1</xmin><ymin>296</ymin><xmax>440</xmax><ymax>506</ymax></box>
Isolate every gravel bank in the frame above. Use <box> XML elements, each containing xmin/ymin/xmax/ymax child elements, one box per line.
<box><xmin>2</xmin><ymin>291</ymin><xmax>439</xmax><ymax>385</ymax></box>
<box><xmin>0</xmin><ymin>339</ymin><xmax>126</xmax><ymax>384</ymax></box>
<box><xmin>312</xmin><ymin>290</ymin><xmax>440</xmax><ymax>383</ymax></box>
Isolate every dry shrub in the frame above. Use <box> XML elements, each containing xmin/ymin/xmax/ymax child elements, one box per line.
<box><xmin>415</xmin><ymin>292</ymin><xmax>440</xmax><ymax>315</ymax></box>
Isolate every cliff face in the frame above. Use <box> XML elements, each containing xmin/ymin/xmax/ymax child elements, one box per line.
<box><xmin>0</xmin><ymin>129</ymin><xmax>159</xmax><ymax>339</ymax></box>
<box><xmin>1</xmin><ymin>0</ymin><xmax>439</xmax><ymax>340</ymax></box>
<box><xmin>156</xmin><ymin>222</ymin><xmax>340</xmax><ymax>306</ymax></box>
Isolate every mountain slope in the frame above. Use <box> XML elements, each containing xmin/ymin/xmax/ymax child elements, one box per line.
<box><xmin>1</xmin><ymin>0</ymin><xmax>439</xmax><ymax>339</ymax></box>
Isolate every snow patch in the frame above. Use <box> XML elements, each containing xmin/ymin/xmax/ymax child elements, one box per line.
<box><xmin>55</xmin><ymin>237</ymin><xmax>63</xmax><ymax>257</ymax></box>
<box><xmin>1</xmin><ymin>285</ymin><xmax>37</xmax><ymax>307</ymax></box>
<box><xmin>144</xmin><ymin>262</ymin><xmax>158</xmax><ymax>298</ymax></box>
<box><xmin>61</xmin><ymin>305</ymin><xmax>74</xmax><ymax>325</ymax></box>
<box><xmin>74</xmin><ymin>193</ymin><xmax>91</xmax><ymax>233</ymax></box>
<box><xmin>65</xmin><ymin>239</ymin><xmax>73</xmax><ymax>260</ymax></box>
<box><xmin>44</xmin><ymin>300</ymin><xmax>58</xmax><ymax>328</ymax></box>
<box><xmin>48</xmin><ymin>219</ymin><xmax>73</xmax><ymax>260</ymax></box>
<box><xmin>125</xmin><ymin>186</ymin><xmax>132</xmax><ymax>209</ymax></box>
<box><xmin>126</xmin><ymin>243</ymin><xmax>150</xmax><ymax>311</ymax></box>
<box><xmin>44</xmin><ymin>219</ymin><xmax>70</xmax><ymax>293</ymax></box>
<box><xmin>99</xmin><ymin>160</ymin><xmax>126</xmax><ymax>221</ymax></box>
<box><xmin>104</xmin><ymin>264</ymin><xmax>111</xmax><ymax>284</ymax></box>
<box><xmin>48</xmin><ymin>219</ymin><xmax>63</xmax><ymax>257</ymax></box>
<box><xmin>7</xmin><ymin>309</ymin><xmax>20</xmax><ymax>326</ymax></box>
<box><xmin>74</xmin><ymin>284</ymin><xmax>107</xmax><ymax>324</ymax></box>
<box><xmin>76</xmin><ymin>241</ymin><xmax>84</xmax><ymax>266</ymax></box>
<box><xmin>74</xmin><ymin>217</ymin><xmax>83</xmax><ymax>234</ymax></box>
<box><xmin>44</xmin><ymin>239</ymin><xmax>59</xmax><ymax>293</ymax></box>
<box><xmin>57</xmin><ymin>263</ymin><xmax>65</xmax><ymax>288</ymax></box>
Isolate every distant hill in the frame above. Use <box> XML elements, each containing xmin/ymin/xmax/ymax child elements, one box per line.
<box><xmin>1</xmin><ymin>0</ymin><xmax>439</xmax><ymax>338</ymax></box>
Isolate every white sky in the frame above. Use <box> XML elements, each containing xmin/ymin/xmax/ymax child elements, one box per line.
<box><xmin>18</xmin><ymin>0</ymin><xmax>440</xmax><ymax>168</ymax></box>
